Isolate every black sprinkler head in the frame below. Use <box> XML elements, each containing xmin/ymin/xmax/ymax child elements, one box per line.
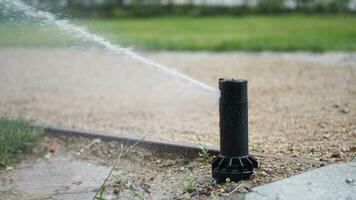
<box><xmin>212</xmin><ymin>79</ymin><xmax>258</xmax><ymax>183</ymax></box>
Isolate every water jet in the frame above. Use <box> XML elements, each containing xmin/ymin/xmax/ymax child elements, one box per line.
<box><xmin>212</xmin><ymin>78</ymin><xmax>258</xmax><ymax>183</ymax></box>
<box><xmin>0</xmin><ymin>0</ymin><xmax>217</xmax><ymax>93</ymax></box>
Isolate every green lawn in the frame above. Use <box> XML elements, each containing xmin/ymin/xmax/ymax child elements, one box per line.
<box><xmin>0</xmin><ymin>118</ymin><xmax>42</xmax><ymax>167</ymax></box>
<box><xmin>1</xmin><ymin>15</ymin><xmax>356</xmax><ymax>51</ymax></box>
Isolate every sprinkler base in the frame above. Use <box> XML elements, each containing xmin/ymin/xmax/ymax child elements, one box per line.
<box><xmin>212</xmin><ymin>154</ymin><xmax>258</xmax><ymax>183</ymax></box>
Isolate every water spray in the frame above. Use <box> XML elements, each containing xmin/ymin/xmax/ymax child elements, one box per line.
<box><xmin>1</xmin><ymin>0</ymin><xmax>216</xmax><ymax>93</ymax></box>
<box><xmin>212</xmin><ymin>79</ymin><xmax>258</xmax><ymax>183</ymax></box>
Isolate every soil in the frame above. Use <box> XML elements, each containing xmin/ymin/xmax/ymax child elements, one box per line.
<box><xmin>0</xmin><ymin>48</ymin><xmax>355</xmax><ymax>164</ymax></box>
<box><xmin>14</xmin><ymin>134</ymin><xmax>321</xmax><ymax>199</ymax></box>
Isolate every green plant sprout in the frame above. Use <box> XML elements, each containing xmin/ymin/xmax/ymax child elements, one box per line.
<box><xmin>181</xmin><ymin>174</ymin><xmax>197</xmax><ymax>193</ymax></box>
<box><xmin>198</xmin><ymin>145</ymin><xmax>210</xmax><ymax>159</ymax></box>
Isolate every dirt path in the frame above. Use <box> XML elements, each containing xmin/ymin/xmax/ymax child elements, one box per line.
<box><xmin>0</xmin><ymin>48</ymin><xmax>355</xmax><ymax>162</ymax></box>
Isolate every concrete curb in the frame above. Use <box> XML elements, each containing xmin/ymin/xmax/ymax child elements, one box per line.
<box><xmin>32</xmin><ymin>123</ymin><xmax>327</xmax><ymax>165</ymax></box>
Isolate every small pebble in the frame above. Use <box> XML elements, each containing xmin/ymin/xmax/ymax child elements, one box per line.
<box><xmin>340</xmin><ymin>107</ymin><xmax>349</xmax><ymax>114</ymax></box>
<box><xmin>261</xmin><ymin>171</ymin><xmax>268</xmax><ymax>176</ymax></box>
<box><xmin>182</xmin><ymin>192</ymin><xmax>191</xmax><ymax>199</ymax></box>
<box><xmin>350</xmin><ymin>146</ymin><xmax>356</xmax><ymax>152</ymax></box>
<box><xmin>323</xmin><ymin>134</ymin><xmax>330</xmax><ymax>139</ymax></box>
<box><xmin>345</xmin><ymin>178</ymin><xmax>354</xmax><ymax>184</ymax></box>
<box><xmin>330</xmin><ymin>152</ymin><xmax>341</xmax><ymax>158</ymax></box>
<box><xmin>113</xmin><ymin>188</ymin><xmax>120</xmax><ymax>194</ymax></box>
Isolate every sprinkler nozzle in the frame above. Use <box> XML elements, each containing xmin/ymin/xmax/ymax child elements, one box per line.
<box><xmin>212</xmin><ymin>79</ymin><xmax>258</xmax><ymax>183</ymax></box>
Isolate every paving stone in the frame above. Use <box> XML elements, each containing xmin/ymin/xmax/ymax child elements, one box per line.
<box><xmin>218</xmin><ymin>161</ymin><xmax>356</xmax><ymax>200</ymax></box>
<box><xmin>0</xmin><ymin>156</ymin><xmax>110</xmax><ymax>199</ymax></box>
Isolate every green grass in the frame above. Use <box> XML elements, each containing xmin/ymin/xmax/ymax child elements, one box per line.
<box><xmin>1</xmin><ymin>14</ymin><xmax>356</xmax><ymax>51</ymax></box>
<box><xmin>0</xmin><ymin>118</ymin><xmax>42</xmax><ymax>167</ymax></box>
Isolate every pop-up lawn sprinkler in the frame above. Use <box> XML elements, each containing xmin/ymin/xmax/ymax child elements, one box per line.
<box><xmin>212</xmin><ymin>79</ymin><xmax>258</xmax><ymax>183</ymax></box>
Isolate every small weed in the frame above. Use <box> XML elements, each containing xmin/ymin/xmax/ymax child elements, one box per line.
<box><xmin>255</xmin><ymin>165</ymin><xmax>263</xmax><ymax>176</ymax></box>
<box><xmin>225</xmin><ymin>177</ymin><xmax>231</xmax><ymax>183</ymax></box>
<box><xmin>95</xmin><ymin>185</ymin><xmax>106</xmax><ymax>200</ymax></box>
<box><xmin>198</xmin><ymin>145</ymin><xmax>210</xmax><ymax>159</ymax></box>
<box><xmin>181</xmin><ymin>174</ymin><xmax>197</xmax><ymax>193</ymax></box>
<box><xmin>92</xmin><ymin>138</ymin><xmax>145</xmax><ymax>200</ymax></box>
<box><xmin>114</xmin><ymin>175</ymin><xmax>144</xmax><ymax>200</ymax></box>
<box><xmin>250</xmin><ymin>142</ymin><xmax>263</xmax><ymax>152</ymax></box>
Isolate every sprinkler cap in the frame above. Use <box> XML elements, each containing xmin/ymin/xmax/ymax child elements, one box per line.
<box><xmin>219</xmin><ymin>79</ymin><xmax>247</xmax><ymax>103</ymax></box>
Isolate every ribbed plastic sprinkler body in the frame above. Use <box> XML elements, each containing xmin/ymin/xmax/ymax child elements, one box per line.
<box><xmin>212</xmin><ymin>79</ymin><xmax>258</xmax><ymax>183</ymax></box>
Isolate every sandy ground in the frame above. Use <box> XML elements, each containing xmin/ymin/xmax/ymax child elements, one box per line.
<box><xmin>0</xmin><ymin>48</ymin><xmax>355</xmax><ymax>162</ymax></box>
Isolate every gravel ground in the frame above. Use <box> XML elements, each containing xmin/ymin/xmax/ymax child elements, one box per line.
<box><xmin>0</xmin><ymin>48</ymin><xmax>355</xmax><ymax>163</ymax></box>
<box><xmin>26</xmin><ymin>134</ymin><xmax>319</xmax><ymax>199</ymax></box>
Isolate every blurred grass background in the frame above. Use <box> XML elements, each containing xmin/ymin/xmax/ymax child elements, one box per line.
<box><xmin>1</xmin><ymin>14</ymin><xmax>356</xmax><ymax>51</ymax></box>
<box><xmin>82</xmin><ymin>14</ymin><xmax>356</xmax><ymax>51</ymax></box>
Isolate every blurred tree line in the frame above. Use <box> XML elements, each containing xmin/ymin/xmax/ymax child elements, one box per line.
<box><xmin>23</xmin><ymin>0</ymin><xmax>356</xmax><ymax>17</ymax></box>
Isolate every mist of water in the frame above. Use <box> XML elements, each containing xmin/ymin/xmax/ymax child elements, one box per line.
<box><xmin>0</xmin><ymin>0</ymin><xmax>217</xmax><ymax>93</ymax></box>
